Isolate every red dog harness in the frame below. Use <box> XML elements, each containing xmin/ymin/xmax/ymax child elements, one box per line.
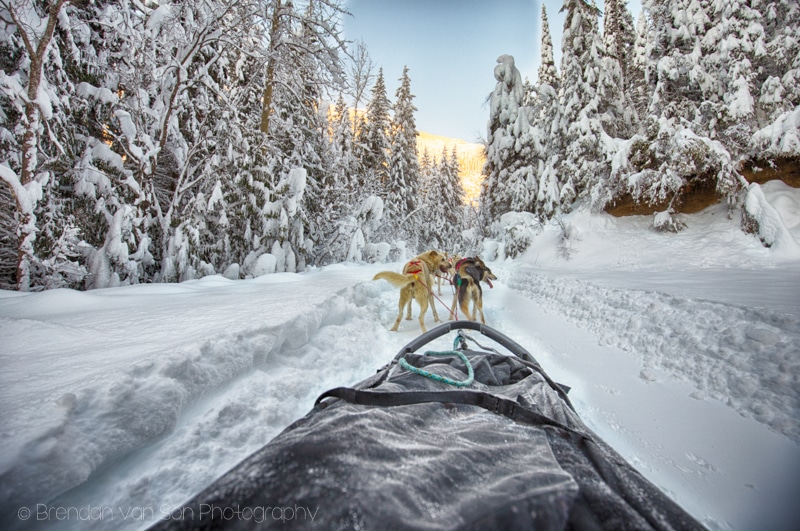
<box><xmin>406</xmin><ymin>260</ymin><xmax>424</xmax><ymax>278</ymax></box>
<box><xmin>453</xmin><ymin>257</ymin><xmax>493</xmax><ymax>289</ymax></box>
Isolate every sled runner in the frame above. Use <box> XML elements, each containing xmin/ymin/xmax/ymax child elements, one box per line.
<box><xmin>153</xmin><ymin>321</ymin><xmax>703</xmax><ymax>530</ymax></box>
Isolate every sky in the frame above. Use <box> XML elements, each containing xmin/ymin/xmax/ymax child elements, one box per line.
<box><xmin>342</xmin><ymin>0</ymin><xmax>642</xmax><ymax>142</ymax></box>
<box><xmin>1</xmin><ymin>181</ymin><xmax>798</xmax><ymax>530</ymax></box>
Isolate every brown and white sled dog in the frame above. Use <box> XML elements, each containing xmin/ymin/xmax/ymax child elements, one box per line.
<box><xmin>449</xmin><ymin>257</ymin><xmax>497</xmax><ymax>324</ymax></box>
<box><xmin>435</xmin><ymin>253</ymin><xmax>460</xmax><ymax>295</ymax></box>
<box><xmin>373</xmin><ymin>250</ymin><xmax>453</xmax><ymax>332</ymax></box>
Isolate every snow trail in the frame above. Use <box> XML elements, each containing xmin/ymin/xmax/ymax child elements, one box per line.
<box><xmin>499</xmin><ymin>267</ymin><xmax>800</xmax><ymax>443</ymax></box>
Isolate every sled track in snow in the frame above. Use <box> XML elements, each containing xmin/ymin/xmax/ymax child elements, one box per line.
<box><xmin>1</xmin><ymin>282</ymin><xmax>393</xmax><ymax>531</ymax></box>
<box><xmin>502</xmin><ymin>269</ymin><xmax>800</xmax><ymax>443</ymax></box>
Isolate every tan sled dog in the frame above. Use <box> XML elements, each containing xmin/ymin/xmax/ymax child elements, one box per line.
<box><xmin>373</xmin><ymin>250</ymin><xmax>453</xmax><ymax>332</ymax></box>
<box><xmin>449</xmin><ymin>257</ymin><xmax>497</xmax><ymax>324</ymax></box>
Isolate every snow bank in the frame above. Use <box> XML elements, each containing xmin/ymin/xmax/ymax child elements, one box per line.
<box><xmin>743</xmin><ymin>182</ymin><xmax>800</xmax><ymax>252</ymax></box>
<box><xmin>509</xmin><ymin>181</ymin><xmax>800</xmax><ymax>269</ymax></box>
<box><xmin>0</xmin><ymin>266</ymin><xmax>396</xmax><ymax>527</ymax></box>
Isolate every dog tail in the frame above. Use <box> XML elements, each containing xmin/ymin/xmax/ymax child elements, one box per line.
<box><xmin>373</xmin><ymin>271</ymin><xmax>416</xmax><ymax>288</ymax></box>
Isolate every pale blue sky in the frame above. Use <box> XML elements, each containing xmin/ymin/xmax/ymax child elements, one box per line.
<box><xmin>343</xmin><ymin>0</ymin><xmax>642</xmax><ymax>142</ymax></box>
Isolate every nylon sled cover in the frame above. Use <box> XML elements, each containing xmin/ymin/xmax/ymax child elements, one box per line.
<box><xmin>154</xmin><ymin>324</ymin><xmax>703</xmax><ymax>530</ymax></box>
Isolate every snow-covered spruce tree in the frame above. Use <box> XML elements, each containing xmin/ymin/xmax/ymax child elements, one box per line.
<box><xmin>707</xmin><ymin>0</ymin><xmax>769</xmax><ymax>159</ymax></box>
<box><xmin>558</xmin><ymin>0</ymin><xmax>618</xmax><ymax>211</ymax></box>
<box><xmin>529</xmin><ymin>5</ymin><xmax>562</xmax><ymax>220</ymax></box>
<box><xmin>417</xmin><ymin>150</ymin><xmax>441</xmax><ymax>252</ymax></box>
<box><xmin>356</xmin><ymin>67</ymin><xmax>392</xmax><ymax>216</ymax></box>
<box><xmin>629</xmin><ymin>11</ymin><xmax>651</xmax><ymax>130</ymax></box>
<box><xmin>601</xmin><ymin>0</ymin><xmax>637</xmax><ymax>138</ymax></box>
<box><xmin>44</xmin><ymin>2</ymin><xmax>151</xmax><ymax>290</ymax></box>
<box><xmin>419</xmin><ymin>146</ymin><xmax>465</xmax><ymax>253</ymax></box>
<box><xmin>479</xmin><ymin>54</ymin><xmax>529</xmax><ymax>223</ymax></box>
<box><xmin>345</xmin><ymin>195</ymin><xmax>386</xmax><ymax>263</ymax></box>
<box><xmin>384</xmin><ymin>66</ymin><xmax>421</xmax><ymax>250</ymax></box>
<box><xmin>1</xmin><ymin>0</ymin><xmax>144</xmax><ymax>290</ymax></box>
<box><xmin>758</xmin><ymin>0</ymin><xmax>800</xmax><ymax>123</ymax></box>
<box><xmin>444</xmin><ymin>146</ymin><xmax>467</xmax><ymax>251</ymax></box>
<box><xmin>175</xmin><ymin>1</ymin><xmax>272</xmax><ymax>280</ymax></box>
<box><xmin>531</xmin><ymin>83</ymin><xmax>563</xmax><ymax>219</ymax></box>
<box><xmin>418</xmin><ymin>146</ymin><xmax>434</xmax><ymax>196</ymax></box>
<box><xmin>537</xmin><ymin>5</ymin><xmax>559</xmax><ymax>91</ymax></box>
<box><xmin>314</xmin><ymin>94</ymin><xmax>357</xmax><ymax>264</ymax></box>
<box><xmin>601</xmin><ymin>0</ymin><xmax>741</xmax><ymax>228</ymax></box>
<box><xmin>644</xmin><ymin>0</ymin><xmax>718</xmax><ymax>132</ymax></box>
<box><xmin>260</xmin><ymin>0</ymin><xmax>346</xmax><ymax>273</ymax></box>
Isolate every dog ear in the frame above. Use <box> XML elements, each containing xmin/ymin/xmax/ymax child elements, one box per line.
<box><xmin>464</xmin><ymin>265</ymin><xmax>481</xmax><ymax>282</ymax></box>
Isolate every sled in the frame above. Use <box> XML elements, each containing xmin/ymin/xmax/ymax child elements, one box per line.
<box><xmin>153</xmin><ymin>321</ymin><xmax>703</xmax><ymax>530</ymax></box>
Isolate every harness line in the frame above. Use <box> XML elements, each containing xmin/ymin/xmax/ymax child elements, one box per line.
<box><xmin>415</xmin><ymin>275</ymin><xmax>458</xmax><ymax>320</ymax></box>
<box><xmin>398</xmin><ymin>336</ymin><xmax>475</xmax><ymax>387</ymax></box>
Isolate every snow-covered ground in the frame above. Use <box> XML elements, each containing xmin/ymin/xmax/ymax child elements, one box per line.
<box><xmin>1</xmin><ymin>180</ymin><xmax>799</xmax><ymax>530</ymax></box>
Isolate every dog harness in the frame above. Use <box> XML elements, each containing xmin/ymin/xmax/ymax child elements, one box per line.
<box><xmin>406</xmin><ymin>260</ymin><xmax>424</xmax><ymax>279</ymax></box>
<box><xmin>452</xmin><ymin>258</ymin><xmax>494</xmax><ymax>289</ymax></box>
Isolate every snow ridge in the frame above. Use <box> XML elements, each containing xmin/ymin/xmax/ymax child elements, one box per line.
<box><xmin>0</xmin><ymin>281</ymin><xmax>391</xmax><ymax>528</ymax></box>
<box><xmin>502</xmin><ymin>269</ymin><xmax>800</xmax><ymax>442</ymax></box>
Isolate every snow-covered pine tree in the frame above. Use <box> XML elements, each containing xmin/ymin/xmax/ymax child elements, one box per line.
<box><xmin>90</xmin><ymin>0</ymin><xmax>264</xmax><ymax>284</ymax></box>
<box><xmin>745</xmin><ymin>1</ymin><xmax>800</xmax><ymax>223</ymax></box>
<box><xmin>531</xmin><ymin>82</ymin><xmax>563</xmax><ymax>219</ymax></box>
<box><xmin>759</xmin><ymin>0</ymin><xmax>800</xmax><ymax>123</ymax></box>
<box><xmin>480</xmin><ymin>54</ymin><xmax>528</xmax><ymax>223</ymax></box>
<box><xmin>557</xmin><ymin>0</ymin><xmax>615</xmax><ymax>210</ymax></box>
<box><xmin>629</xmin><ymin>11</ymin><xmax>651</xmax><ymax>131</ymax></box>
<box><xmin>530</xmin><ymin>5</ymin><xmax>562</xmax><ymax>219</ymax></box>
<box><xmin>314</xmin><ymin>93</ymin><xmax>356</xmax><ymax>264</ymax></box>
<box><xmin>444</xmin><ymin>146</ymin><xmax>467</xmax><ymax>251</ymax></box>
<box><xmin>538</xmin><ymin>5</ymin><xmax>559</xmax><ymax>91</ymax></box>
<box><xmin>707</xmin><ymin>0</ymin><xmax>768</xmax><ymax>158</ymax></box>
<box><xmin>419</xmin><ymin>146</ymin><xmax>465</xmax><ymax>253</ymax></box>
<box><xmin>601</xmin><ymin>0</ymin><xmax>637</xmax><ymax>138</ymax></box>
<box><xmin>178</xmin><ymin>0</ymin><xmax>271</xmax><ymax>279</ymax></box>
<box><xmin>418</xmin><ymin>147</ymin><xmax>434</xmax><ymax>197</ymax></box>
<box><xmin>602</xmin><ymin>0</ymin><xmax>740</xmax><ymax>227</ymax></box>
<box><xmin>356</xmin><ymin>67</ymin><xmax>392</xmax><ymax>210</ymax></box>
<box><xmin>644</xmin><ymin>0</ymin><xmax>717</xmax><ymax>130</ymax></box>
<box><xmin>384</xmin><ymin>66</ymin><xmax>421</xmax><ymax>250</ymax></box>
<box><xmin>263</xmin><ymin>0</ymin><xmax>347</xmax><ymax>272</ymax></box>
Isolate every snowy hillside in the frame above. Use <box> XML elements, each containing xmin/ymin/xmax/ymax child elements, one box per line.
<box><xmin>1</xmin><ymin>182</ymin><xmax>799</xmax><ymax>531</ymax></box>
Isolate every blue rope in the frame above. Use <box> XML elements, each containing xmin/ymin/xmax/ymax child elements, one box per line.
<box><xmin>399</xmin><ymin>338</ymin><xmax>474</xmax><ymax>387</ymax></box>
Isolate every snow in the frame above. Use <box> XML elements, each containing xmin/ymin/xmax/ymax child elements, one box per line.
<box><xmin>751</xmin><ymin>106</ymin><xmax>800</xmax><ymax>156</ymax></box>
<box><xmin>1</xmin><ymin>185</ymin><xmax>800</xmax><ymax>530</ymax></box>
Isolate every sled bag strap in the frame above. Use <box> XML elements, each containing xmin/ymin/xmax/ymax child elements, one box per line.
<box><xmin>315</xmin><ymin>387</ymin><xmax>584</xmax><ymax>437</ymax></box>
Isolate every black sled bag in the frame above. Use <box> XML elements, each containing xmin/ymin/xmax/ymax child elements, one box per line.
<box><xmin>153</xmin><ymin>322</ymin><xmax>703</xmax><ymax>530</ymax></box>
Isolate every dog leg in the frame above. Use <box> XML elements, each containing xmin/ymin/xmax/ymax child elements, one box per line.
<box><xmin>391</xmin><ymin>290</ymin><xmax>410</xmax><ymax>331</ymax></box>
<box><xmin>427</xmin><ymin>277</ymin><xmax>441</xmax><ymax>323</ymax></box>
<box><xmin>449</xmin><ymin>292</ymin><xmax>458</xmax><ymax>320</ymax></box>
<box><xmin>460</xmin><ymin>297</ymin><xmax>474</xmax><ymax>321</ymax></box>
<box><xmin>477</xmin><ymin>298</ymin><xmax>486</xmax><ymax>324</ymax></box>
<box><xmin>417</xmin><ymin>293</ymin><xmax>429</xmax><ymax>333</ymax></box>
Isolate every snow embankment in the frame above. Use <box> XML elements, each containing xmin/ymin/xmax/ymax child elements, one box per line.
<box><xmin>0</xmin><ymin>268</ymin><xmax>394</xmax><ymax>528</ymax></box>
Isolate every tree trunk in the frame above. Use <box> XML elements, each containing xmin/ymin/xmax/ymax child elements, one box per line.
<box><xmin>260</xmin><ymin>0</ymin><xmax>286</xmax><ymax>135</ymax></box>
<box><xmin>4</xmin><ymin>0</ymin><xmax>69</xmax><ymax>290</ymax></box>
